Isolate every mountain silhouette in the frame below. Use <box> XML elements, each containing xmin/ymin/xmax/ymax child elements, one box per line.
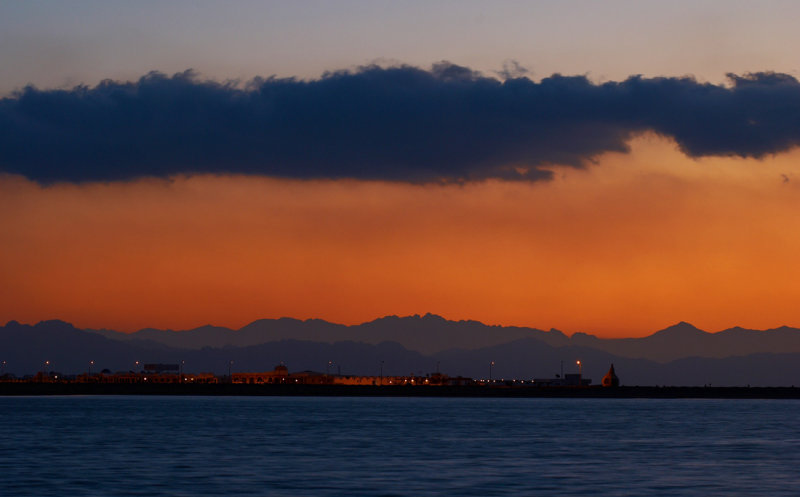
<box><xmin>90</xmin><ymin>313</ymin><xmax>569</xmax><ymax>354</ymax></box>
<box><xmin>6</xmin><ymin>317</ymin><xmax>800</xmax><ymax>386</ymax></box>
<box><xmin>571</xmin><ymin>321</ymin><xmax>800</xmax><ymax>362</ymax></box>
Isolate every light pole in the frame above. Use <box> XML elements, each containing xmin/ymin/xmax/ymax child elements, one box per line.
<box><xmin>89</xmin><ymin>360</ymin><xmax>94</xmax><ymax>376</ymax></box>
<box><xmin>180</xmin><ymin>360</ymin><xmax>185</xmax><ymax>383</ymax></box>
<box><xmin>134</xmin><ymin>360</ymin><xmax>140</xmax><ymax>372</ymax></box>
<box><xmin>576</xmin><ymin>360</ymin><xmax>582</xmax><ymax>377</ymax></box>
<box><xmin>1</xmin><ymin>360</ymin><xmax>6</xmax><ymax>375</ymax></box>
<box><xmin>380</xmin><ymin>360</ymin><xmax>384</xmax><ymax>386</ymax></box>
<box><xmin>489</xmin><ymin>361</ymin><xmax>495</xmax><ymax>382</ymax></box>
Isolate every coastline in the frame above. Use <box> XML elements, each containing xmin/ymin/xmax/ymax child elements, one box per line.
<box><xmin>2</xmin><ymin>383</ymin><xmax>800</xmax><ymax>399</ymax></box>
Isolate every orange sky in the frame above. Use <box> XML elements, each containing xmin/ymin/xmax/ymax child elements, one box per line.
<box><xmin>2</xmin><ymin>133</ymin><xmax>799</xmax><ymax>337</ymax></box>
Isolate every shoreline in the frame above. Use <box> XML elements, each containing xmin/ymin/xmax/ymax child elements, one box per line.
<box><xmin>2</xmin><ymin>383</ymin><xmax>800</xmax><ymax>399</ymax></box>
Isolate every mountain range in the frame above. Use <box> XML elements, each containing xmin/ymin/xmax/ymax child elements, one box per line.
<box><xmin>4</xmin><ymin>314</ymin><xmax>800</xmax><ymax>386</ymax></box>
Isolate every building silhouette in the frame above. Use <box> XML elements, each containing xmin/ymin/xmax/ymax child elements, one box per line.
<box><xmin>602</xmin><ymin>364</ymin><xmax>620</xmax><ymax>387</ymax></box>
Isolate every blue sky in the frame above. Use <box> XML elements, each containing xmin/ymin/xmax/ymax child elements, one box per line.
<box><xmin>2</xmin><ymin>0</ymin><xmax>798</xmax><ymax>95</ymax></box>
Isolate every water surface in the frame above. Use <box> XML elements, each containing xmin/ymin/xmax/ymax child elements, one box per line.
<box><xmin>1</xmin><ymin>396</ymin><xmax>798</xmax><ymax>496</ymax></box>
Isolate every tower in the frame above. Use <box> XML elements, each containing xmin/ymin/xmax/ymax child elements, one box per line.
<box><xmin>601</xmin><ymin>364</ymin><xmax>619</xmax><ymax>387</ymax></box>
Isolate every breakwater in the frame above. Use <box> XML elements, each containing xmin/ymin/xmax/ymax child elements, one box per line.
<box><xmin>2</xmin><ymin>383</ymin><xmax>800</xmax><ymax>398</ymax></box>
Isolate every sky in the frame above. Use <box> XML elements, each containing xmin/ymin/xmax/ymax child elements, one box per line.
<box><xmin>2</xmin><ymin>1</ymin><xmax>800</xmax><ymax>337</ymax></box>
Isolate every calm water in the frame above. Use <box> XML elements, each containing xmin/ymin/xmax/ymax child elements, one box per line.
<box><xmin>1</xmin><ymin>396</ymin><xmax>799</xmax><ymax>496</ymax></box>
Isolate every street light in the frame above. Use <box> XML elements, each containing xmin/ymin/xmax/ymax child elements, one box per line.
<box><xmin>324</xmin><ymin>360</ymin><xmax>341</xmax><ymax>376</ymax></box>
<box><xmin>180</xmin><ymin>360</ymin><xmax>185</xmax><ymax>383</ymax></box>
<box><xmin>89</xmin><ymin>360</ymin><xmax>94</xmax><ymax>376</ymax></box>
<box><xmin>576</xmin><ymin>360</ymin><xmax>582</xmax><ymax>376</ymax></box>
<box><xmin>490</xmin><ymin>361</ymin><xmax>495</xmax><ymax>382</ymax></box>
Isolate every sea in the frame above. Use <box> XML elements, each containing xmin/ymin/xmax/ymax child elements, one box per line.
<box><xmin>1</xmin><ymin>396</ymin><xmax>798</xmax><ymax>496</ymax></box>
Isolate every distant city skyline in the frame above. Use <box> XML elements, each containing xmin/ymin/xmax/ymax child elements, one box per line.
<box><xmin>2</xmin><ymin>2</ymin><xmax>800</xmax><ymax>338</ymax></box>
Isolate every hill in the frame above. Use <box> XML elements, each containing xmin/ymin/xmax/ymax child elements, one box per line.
<box><xmin>4</xmin><ymin>318</ymin><xmax>800</xmax><ymax>386</ymax></box>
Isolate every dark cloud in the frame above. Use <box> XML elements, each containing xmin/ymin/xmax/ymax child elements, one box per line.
<box><xmin>2</xmin><ymin>63</ymin><xmax>800</xmax><ymax>184</ymax></box>
<box><xmin>495</xmin><ymin>60</ymin><xmax>530</xmax><ymax>80</ymax></box>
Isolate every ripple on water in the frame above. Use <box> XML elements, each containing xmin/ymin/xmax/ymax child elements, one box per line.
<box><xmin>1</xmin><ymin>397</ymin><xmax>799</xmax><ymax>496</ymax></box>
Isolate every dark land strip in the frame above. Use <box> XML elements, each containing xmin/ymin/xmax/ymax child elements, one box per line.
<box><xmin>2</xmin><ymin>383</ymin><xmax>800</xmax><ymax>398</ymax></box>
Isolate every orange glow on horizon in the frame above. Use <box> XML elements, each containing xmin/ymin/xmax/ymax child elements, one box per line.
<box><xmin>2</xmin><ymin>134</ymin><xmax>800</xmax><ymax>338</ymax></box>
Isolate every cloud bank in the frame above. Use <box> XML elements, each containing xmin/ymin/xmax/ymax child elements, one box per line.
<box><xmin>2</xmin><ymin>63</ymin><xmax>800</xmax><ymax>184</ymax></box>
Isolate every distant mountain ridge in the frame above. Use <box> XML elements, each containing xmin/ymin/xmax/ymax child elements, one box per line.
<box><xmin>570</xmin><ymin>321</ymin><xmax>800</xmax><ymax>362</ymax></box>
<box><xmin>87</xmin><ymin>315</ymin><xmax>800</xmax><ymax>362</ymax></box>
<box><xmin>5</xmin><ymin>316</ymin><xmax>800</xmax><ymax>386</ymax></box>
<box><xmin>88</xmin><ymin>313</ymin><xmax>571</xmax><ymax>354</ymax></box>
